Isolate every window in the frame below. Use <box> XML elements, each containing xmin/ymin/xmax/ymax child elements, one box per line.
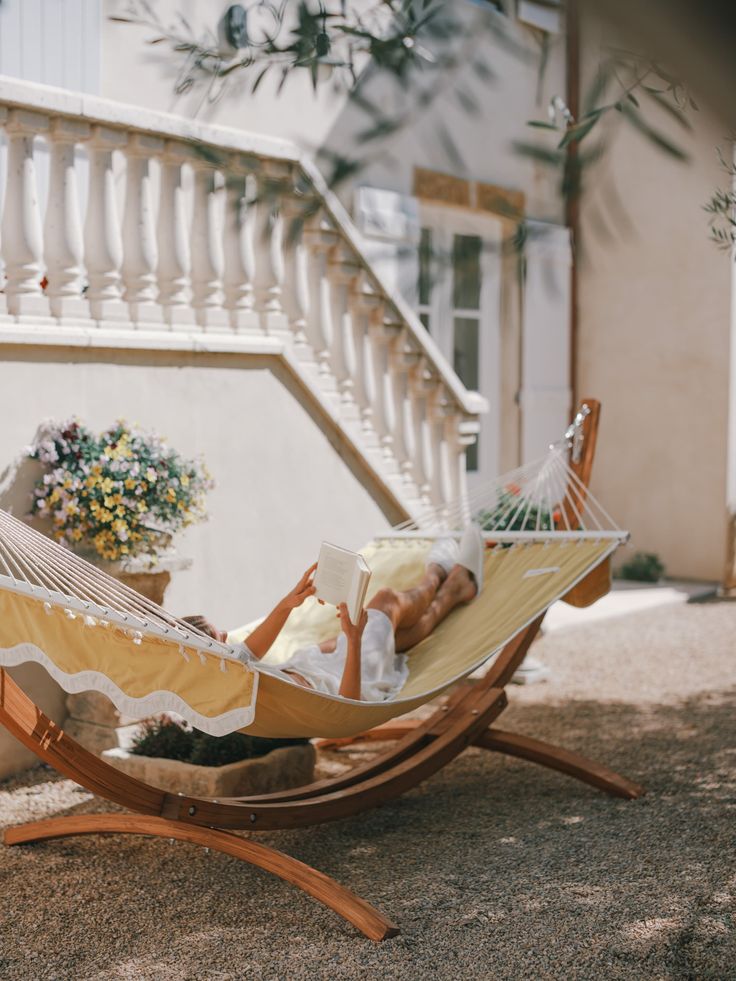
<box><xmin>417</xmin><ymin>227</ymin><xmax>433</xmax><ymax>332</ymax></box>
<box><xmin>452</xmin><ymin>234</ymin><xmax>482</xmax><ymax>471</ymax></box>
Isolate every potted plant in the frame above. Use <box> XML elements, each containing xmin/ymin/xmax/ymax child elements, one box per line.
<box><xmin>103</xmin><ymin>716</ymin><xmax>316</xmax><ymax>796</ymax></box>
<box><xmin>26</xmin><ymin>419</ymin><xmax>215</xmax><ymax>752</ymax></box>
<box><xmin>27</xmin><ymin>418</ymin><xmax>213</xmax><ymax>603</ymax></box>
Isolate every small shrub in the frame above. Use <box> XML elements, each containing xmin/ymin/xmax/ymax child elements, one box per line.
<box><xmin>618</xmin><ymin>551</ymin><xmax>665</xmax><ymax>583</ymax></box>
<box><xmin>130</xmin><ymin>715</ymin><xmax>193</xmax><ymax>761</ymax></box>
<box><xmin>129</xmin><ymin>716</ymin><xmax>307</xmax><ymax>766</ymax></box>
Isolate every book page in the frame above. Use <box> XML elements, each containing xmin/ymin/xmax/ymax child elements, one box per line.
<box><xmin>314</xmin><ymin>543</ymin><xmax>372</xmax><ymax>622</ymax></box>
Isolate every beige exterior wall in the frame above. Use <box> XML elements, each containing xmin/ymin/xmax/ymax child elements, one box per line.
<box><xmin>578</xmin><ymin>24</ymin><xmax>732</xmax><ymax>581</ymax></box>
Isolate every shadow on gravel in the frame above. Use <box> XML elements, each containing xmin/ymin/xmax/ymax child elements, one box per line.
<box><xmin>0</xmin><ymin>687</ymin><xmax>734</xmax><ymax>980</ymax></box>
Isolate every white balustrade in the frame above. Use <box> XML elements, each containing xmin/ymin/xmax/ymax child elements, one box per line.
<box><xmin>0</xmin><ymin>78</ymin><xmax>484</xmax><ymax>524</ymax></box>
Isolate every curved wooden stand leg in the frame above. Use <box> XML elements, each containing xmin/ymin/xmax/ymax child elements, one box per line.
<box><xmin>475</xmin><ymin>728</ymin><xmax>644</xmax><ymax>800</ymax></box>
<box><xmin>3</xmin><ymin>814</ymin><xmax>399</xmax><ymax>942</ymax></box>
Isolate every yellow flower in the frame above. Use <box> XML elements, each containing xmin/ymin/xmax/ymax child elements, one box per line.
<box><xmin>180</xmin><ymin>474</ymin><xmax>190</xmax><ymax>488</ymax></box>
<box><xmin>100</xmin><ymin>477</ymin><xmax>114</xmax><ymax>495</ymax></box>
<box><xmin>124</xmin><ymin>478</ymin><xmax>136</xmax><ymax>491</ymax></box>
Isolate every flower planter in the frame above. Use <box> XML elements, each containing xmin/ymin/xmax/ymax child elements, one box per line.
<box><xmin>102</xmin><ymin>742</ymin><xmax>317</xmax><ymax>797</ymax></box>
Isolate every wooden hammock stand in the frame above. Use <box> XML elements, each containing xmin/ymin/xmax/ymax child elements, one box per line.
<box><xmin>0</xmin><ymin>399</ymin><xmax>643</xmax><ymax>942</ymax></box>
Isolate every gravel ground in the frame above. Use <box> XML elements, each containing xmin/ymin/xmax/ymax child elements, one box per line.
<box><xmin>1</xmin><ymin>600</ymin><xmax>735</xmax><ymax>981</ymax></box>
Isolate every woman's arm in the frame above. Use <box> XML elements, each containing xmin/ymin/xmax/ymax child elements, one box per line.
<box><xmin>337</xmin><ymin>603</ymin><xmax>368</xmax><ymax>700</ymax></box>
<box><xmin>245</xmin><ymin>563</ymin><xmax>317</xmax><ymax>660</ymax></box>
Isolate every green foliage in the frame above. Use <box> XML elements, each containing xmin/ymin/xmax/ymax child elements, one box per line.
<box><xmin>475</xmin><ymin>486</ymin><xmax>559</xmax><ymax>536</ymax></box>
<box><xmin>704</xmin><ymin>141</ymin><xmax>736</xmax><ymax>252</ymax></box>
<box><xmin>130</xmin><ymin>715</ymin><xmax>194</xmax><ymax>761</ymax></box>
<box><xmin>618</xmin><ymin>551</ymin><xmax>665</xmax><ymax>583</ymax></box>
<box><xmin>130</xmin><ymin>716</ymin><xmax>308</xmax><ymax>767</ymax></box>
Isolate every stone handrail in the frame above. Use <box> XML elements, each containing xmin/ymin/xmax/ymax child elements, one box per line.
<box><xmin>0</xmin><ymin>76</ymin><xmax>485</xmax><ymax>522</ymax></box>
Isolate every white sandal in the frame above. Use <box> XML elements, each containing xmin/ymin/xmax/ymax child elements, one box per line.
<box><xmin>426</xmin><ymin>536</ymin><xmax>460</xmax><ymax>576</ymax></box>
<box><xmin>457</xmin><ymin>523</ymin><xmax>485</xmax><ymax>594</ymax></box>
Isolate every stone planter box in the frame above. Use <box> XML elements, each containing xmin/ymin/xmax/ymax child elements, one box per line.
<box><xmin>102</xmin><ymin>742</ymin><xmax>316</xmax><ymax>797</ymax></box>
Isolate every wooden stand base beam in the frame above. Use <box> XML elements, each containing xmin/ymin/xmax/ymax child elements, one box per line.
<box><xmin>317</xmin><ymin>719</ymin><xmax>644</xmax><ymax>801</ymax></box>
<box><xmin>3</xmin><ymin>814</ymin><xmax>399</xmax><ymax>942</ymax></box>
<box><xmin>475</xmin><ymin>728</ymin><xmax>644</xmax><ymax>800</ymax></box>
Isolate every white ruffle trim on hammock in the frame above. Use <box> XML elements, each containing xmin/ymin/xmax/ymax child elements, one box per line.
<box><xmin>0</xmin><ymin>642</ymin><xmax>258</xmax><ymax>737</ymax></box>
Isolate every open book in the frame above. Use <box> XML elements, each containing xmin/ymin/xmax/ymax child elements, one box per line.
<box><xmin>313</xmin><ymin>542</ymin><xmax>372</xmax><ymax>624</ymax></box>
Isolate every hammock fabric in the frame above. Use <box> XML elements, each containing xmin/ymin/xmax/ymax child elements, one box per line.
<box><xmin>0</xmin><ymin>422</ymin><xmax>626</xmax><ymax>739</ymax></box>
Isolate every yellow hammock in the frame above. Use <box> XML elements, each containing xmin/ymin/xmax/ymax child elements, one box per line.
<box><xmin>0</xmin><ymin>431</ymin><xmax>626</xmax><ymax>739</ymax></box>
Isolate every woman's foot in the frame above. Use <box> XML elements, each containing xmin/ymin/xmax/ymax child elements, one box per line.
<box><xmin>442</xmin><ymin>564</ymin><xmax>478</xmax><ymax>605</ymax></box>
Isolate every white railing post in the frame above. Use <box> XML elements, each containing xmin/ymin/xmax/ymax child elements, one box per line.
<box><xmin>84</xmin><ymin>125</ymin><xmax>127</xmax><ymax>322</ymax></box>
<box><xmin>327</xmin><ymin>248</ymin><xmax>361</xmax><ymax>426</ymax></box>
<box><xmin>253</xmin><ymin>163</ymin><xmax>290</xmax><ymax>338</ymax></box>
<box><xmin>303</xmin><ymin>222</ymin><xmax>340</xmax><ymax>405</ymax></box>
<box><xmin>223</xmin><ymin>162</ymin><xmax>260</xmax><ymax>334</ymax></box>
<box><xmin>350</xmin><ymin>277</ymin><xmax>382</xmax><ymax>455</ymax></box>
<box><xmin>280</xmin><ymin>194</ymin><xmax>319</xmax><ymax>370</ymax></box>
<box><xmin>190</xmin><ymin>155</ymin><xmax>228</xmax><ymax>329</ymax></box>
<box><xmin>44</xmin><ymin>116</ymin><xmax>89</xmax><ymax>321</ymax></box>
<box><xmin>369</xmin><ymin>315</ymin><xmax>402</xmax><ymax>482</ymax></box>
<box><xmin>157</xmin><ymin>141</ymin><xmax>194</xmax><ymax>327</ymax></box>
<box><xmin>122</xmin><ymin>133</ymin><xmax>164</xmax><ymax>326</ymax></box>
<box><xmin>408</xmin><ymin>357</ymin><xmax>436</xmax><ymax>511</ymax></box>
<box><xmin>1</xmin><ymin>108</ymin><xmax>51</xmax><ymax>319</ymax></box>
<box><xmin>390</xmin><ymin>333</ymin><xmax>421</xmax><ymax>500</ymax></box>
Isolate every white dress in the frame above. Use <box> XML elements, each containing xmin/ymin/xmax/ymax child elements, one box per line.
<box><xmin>238</xmin><ymin>609</ymin><xmax>408</xmax><ymax>702</ymax></box>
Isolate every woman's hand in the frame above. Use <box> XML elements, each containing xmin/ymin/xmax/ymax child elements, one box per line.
<box><xmin>279</xmin><ymin>563</ymin><xmax>318</xmax><ymax>610</ymax></box>
<box><xmin>337</xmin><ymin>603</ymin><xmax>368</xmax><ymax>645</ymax></box>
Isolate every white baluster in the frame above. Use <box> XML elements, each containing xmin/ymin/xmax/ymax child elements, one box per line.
<box><xmin>452</xmin><ymin>415</ymin><xmax>478</xmax><ymax>524</ymax></box>
<box><xmin>409</xmin><ymin>359</ymin><xmax>435</xmax><ymax>511</ymax></box>
<box><xmin>223</xmin><ymin>165</ymin><xmax>260</xmax><ymax>333</ymax></box>
<box><xmin>84</xmin><ymin>125</ymin><xmax>127</xmax><ymax>322</ymax></box>
<box><xmin>44</xmin><ymin>117</ymin><xmax>89</xmax><ymax>321</ymax></box>
<box><xmin>349</xmin><ymin>296</ymin><xmax>381</xmax><ymax>454</ymax></box>
<box><xmin>327</xmin><ymin>251</ymin><xmax>360</xmax><ymax>425</ymax></box>
<box><xmin>157</xmin><ymin>142</ymin><xmax>194</xmax><ymax>327</ymax></box>
<box><xmin>303</xmin><ymin>225</ymin><xmax>339</xmax><ymax>405</ymax></box>
<box><xmin>253</xmin><ymin>166</ymin><xmax>290</xmax><ymax>337</ymax></box>
<box><xmin>369</xmin><ymin>318</ymin><xmax>401</xmax><ymax>480</ymax></box>
<box><xmin>191</xmin><ymin>157</ymin><xmax>228</xmax><ymax>329</ymax></box>
<box><xmin>393</xmin><ymin>344</ymin><xmax>420</xmax><ymax>498</ymax></box>
<box><xmin>1</xmin><ymin>109</ymin><xmax>51</xmax><ymax>319</ymax></box>
<box><xmin>122</xmin><ymin>133</ymin><xmax>163</xmax><ymax>326</ymax></box>
<box><xmin>429</xmin><ymin>388</ymin><xmax>454</xmax><ymax>522</ymax></box>
<box><xmin>281</xmin><ymin>194</ymin><xmax>319</xmax><ymax>369</ymax></box>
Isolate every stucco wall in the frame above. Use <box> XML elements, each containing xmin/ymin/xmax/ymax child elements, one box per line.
<box><xmin>577</xmin><ymin>24</ymin><xmax>732</xmax><ymax>581</ymax></box>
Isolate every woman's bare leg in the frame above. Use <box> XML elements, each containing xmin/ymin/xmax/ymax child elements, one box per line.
<box><xmin>365</xmin><ymin>563</ymin><xmax>447</xmax><ymax>632</ymax></box>
<box><xmin>394</xmin><ymin>565</ymin><xmax>477</xmax><ymax>652</ymax></box>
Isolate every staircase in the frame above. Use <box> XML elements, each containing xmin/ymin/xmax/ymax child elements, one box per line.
<box><xmin>0</xmin><ymin>76</ymin><xmax>485</xmax><ymax>525</ymax></box>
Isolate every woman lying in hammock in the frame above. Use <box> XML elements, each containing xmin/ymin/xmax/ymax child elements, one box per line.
<box><xmin>184</xmin><ymin>526</ymin><xmax>484</xmax><ymax>703</ymax></box>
